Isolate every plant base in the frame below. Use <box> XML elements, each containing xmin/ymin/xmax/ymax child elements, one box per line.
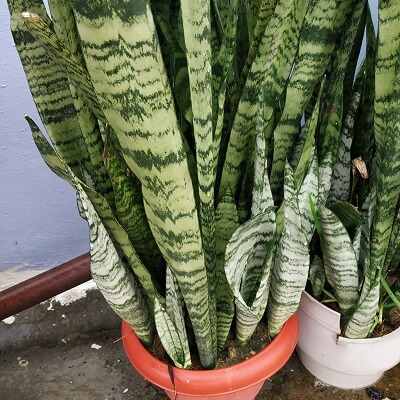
<box><xmin>122</xmin><ymin>315</ymin><xmax>299</xmax><ymax>400</ymax></box>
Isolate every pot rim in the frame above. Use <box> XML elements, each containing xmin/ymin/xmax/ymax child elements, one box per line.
<box><xmin>122</xmin><ymin>314</ymin><xmax>298</xmax><ymax>396</ymax></box>
<box><xmin>302</xmin><ymin>291</ymin><xmax>400</xmax><ymax>344</ymax></box>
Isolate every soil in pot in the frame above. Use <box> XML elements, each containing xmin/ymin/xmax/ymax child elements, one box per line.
<box><xmin>149</xmin><ymin>321</ymin><xmax>271</xmax><ymax>370</ymax></box>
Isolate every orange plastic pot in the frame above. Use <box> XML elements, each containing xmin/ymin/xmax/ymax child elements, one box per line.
<box><xmin>122</xmin><ymin>314</ymin><xmax>298</xmax><ymax>399</ymax></box>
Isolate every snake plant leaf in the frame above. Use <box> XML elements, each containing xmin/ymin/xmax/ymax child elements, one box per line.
<box><xmin>352</xmin><ymin>9</ymin><xmax>376</xmax><ymax>178</ymax></box>
<box><xmin>220</xmin><ymin>0</ymin><xmax>308</xmax><ymax>197</ymax></box>
<box><xmin>385</xmin><ymin>206</ymin><xmax>400</xmax><ymax>270</ymax></box>
<box><xmin>211</xmin><ymin>0</ymin><xmax>238</xmax><ymax>131</ymax></box>
<box><xmin>154</xmin><ymin>268</ymin><xmax>191</xmax><ymax>369</ymax></box>
<box><xmin>329</xmin><ymin>201</ymin><xmax>362</xmax><ymax>240</ymax></box>
<box><xmin>345</xmin><ymin>1</ymin><xmax>400</xmax><ymax>338</ymax></box>
<box><xmin>250</xmin><ymin>0</ymin><xmax>278</xmax><ymax>48</ymax></box>
<box><xmin>20</xmin><ymin>12</ymin><xmax>104</xmax><ymax>122</ymax></box>
<box><xmin>328</xmin><ymin>67</ymin><xmax>363</xmax><ymax>204</ymax></box>
<box><xmin>270</xmin><ymin>0</ymin><xmax>356</xmax><ymax>200</ymax></box>
<box><xmin>225</xmin><ymin>210</ymin><xmax>276</xmax><ymax>343</ymax></box>
<box><xmin>319</xmin><ymin>206</ymin><xmax>359</xmax><ymax>313</ymax></box>
<box><xmin>27</xmin><ymin>119</ymin><xmax>157</xmax><ymax>305</ymax></box>
<box><xmin>78</xmin><ymin>188</ymin><xmax>154</xmax><ymax>345</ymax></box>
<box><xmin>238</xmin><ymin>124</ymin><xmax>275</xmax><ymax>309</ymax></box>
<box><xmin>180</xmin><ymin>0</ymin><xmax>218</xmax><ymax>352</ymax></box>
<box><xmin>345</xmin><ymin>191</ymin><xmax>378</xmax><ymax>338</ymax></box>
<box><xmin>316</xmin><ymin>1</ymin><xmax>366</xmax><ymax>205</ymax></box>
<box><xmin>344</xmin><ymin>275</ymin><xmax>380</xmax><ymax>339</ymax></box>
<box><xmin>309</xmin><ymin>255</ymin><xmax>325</xmax><ymax>298</ymax></box>
<box><xmin>215</xmin><ymin>191</ymin><xmax>239</xmax><ymax>349</ymax></box>
<box><xmin>154</xmin><ymin>296</ymin><xmax>191</xmax><ymax>369</ymax></box>
<box><xmin>268</xmin><ymin>163</ymin><xmax>309</xmax><ymax>337</ymax></box>
<box><xmin>7</xmin><ymin>0</ymin><xmax>91</xmax><ymax>180</ymax></box>
<box><xmin>27</xmin><ymin>117</ymin><xmax>155</xmax><ymax>344</ymax></box>
<box><xmin>45</xmin><ymin>0</ymin><xmax>114</xmax><ymax>206</ymax></box>
<box><xmin>25</xmin><ymin>116</ymin><xmax>72</xmax><ymax>184</ymax></box>
<box><xmin>293</xmin><ymin>81</ymin><xmax>323</xmax><ymax>190</ymax></box>
<box><xmin>297</xmin><ymin>152</ymin><xmax>319</xmax><ymax>244</ymax></box>
<box><xmin>71</xmin><ymin>0</ymin><xmax>215</xmax><ymax>368</ymax></box>
<box><xmin>251</xmin><ymin>109</ymin><xmax>274</xmax><ymax>217</ymax></box>
<box><xmin>103</xmin><ymin>134</ymin><xmax>163</xmax><ymax>283</ymax></box>
<box><xmin>370</xmin><ymin>0</ymin><xmax>400</xmax><ymax>282</ymax></box>
<box><xmin>293</xmin><ymin>81</ymin><xmax>324</xmax><ymax>244</ymax></box>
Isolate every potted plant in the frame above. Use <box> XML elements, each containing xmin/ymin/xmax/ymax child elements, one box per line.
<box><xmin>296</xmin><ymin>0</ymin><xmax>400</xmax><ymax>389</ymax></box>
<box><xmin>7</xmin><ymin>0</ymin><xmax>385</xmax><ymax>398</ymax></box>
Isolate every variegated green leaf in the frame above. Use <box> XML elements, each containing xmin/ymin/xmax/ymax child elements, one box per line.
<box><xmin>45</xmin><ymin>1</ymin><xmax>114</xmax><ymax>205</ymax></box>
<box><xmin>180</xmin><ymin>0</ymin><xmax>218</xmax><ymax>353</ymax></box>
<box><xmin>27</xmin><ymin>117</ymin><xmax>154</xmax><ymax>344</ymax></box>
<box><xmin>251</xmin><ymin>107</ymin><xmax>274</xmax><ymax>216</ymax></box>
<box><xmin>8</xmin><ymin>0</ymin><xmax>91</xmax><ymax>180</ymax></box>
<box><xmin>25</xmin><ymin>116</ymin><xmax>72</xmax><ymax>184</ymax></box>
<box><xmin>220</xmin><ymin>0</ymin><xmax>308</xmax><ymax>196</ymax></box>
<box><xmin>154</xmin><ymin>296</ymin><xmax>191</xmax><ymax>369</ymax></box>
<box><xmin>78</xmin><ymin>187</ymin><xmax>154</xmax><ymax>345</ymax></box>
<box><xmin>225</xmin><ymin>210</ymin><xmax>276</xmax><ymax>343</ymax></box>
<box><xmin>215</xmin><ymin>191</ymin><xmax>239</xmax><ymax>348</ymax></box>
<box><xmin>344</xmin><ymin>276</ymin><xmax>380</xmax><ymax>339</ymax></box>
<box><xmin>27</xmin><ymin>119</ymin><xmax>157</xmax><ymax>305</ymax></box>
<box><xmin>70</xmin><ymin>0</ymin><xmax>215</xmax><ymax>367</ymax></box>
<box><xmin>319</xmin><ymin>206</ymin><xmax>359</xmax><ymax>313</ymax></box>
<box><xmin>328</xmin><ymin>65</ymin><xmax>364</xmax><ymax>204</ymax></box>
<box><xmin>370</xmin><ymin>0</ymin><xmax>400</xmax><ymax>282</ymax></box>
<box><xmin>316</xmin><ymin>1</ymin><xmax>366</xmax><ymax>205</ymax></box>
<box><xmin>268</xmin><ymin>163</ymin><xmax>309</xmax><ymax>336</ymax></box>
<box><xmin>103</xmin><ymin>134</ymin><xmax>163</xmax><ymax>283</ymax></box>
<box><xmin>309</xmin><ymin>256</ymin><xmax>325</xmax><ymax>298</ymax></box>
<box><xmin>297</xmin><ymin>152</ymin><xmax>318</xmax><ymax>244</ymax></box>
<box><xmin>270</xmin><ymin>0</ymin><xmax>355</xmax><ymax>200</ymax></box>
<box><xmin>154</xmin><ymin>268</ymin><xmax>191</xmax><ymax>369</ymax></box>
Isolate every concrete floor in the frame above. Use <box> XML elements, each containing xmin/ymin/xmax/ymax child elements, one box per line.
<box><xmin>0</xmin><ymin>289</ymin><xmax>399</xmax><ymax>400</ymax></box>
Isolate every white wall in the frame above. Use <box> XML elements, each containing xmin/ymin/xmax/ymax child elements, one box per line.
<box><xmin>0</xmin><ymin>0</ymin><xmax>88</xmax><ymax>272</ymax></box>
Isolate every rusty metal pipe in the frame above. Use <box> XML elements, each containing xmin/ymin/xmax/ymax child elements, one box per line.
<box><xmin>0</xmin><ymin>253</ymin><xmax>91</xmax><ymax>321</ymax></box>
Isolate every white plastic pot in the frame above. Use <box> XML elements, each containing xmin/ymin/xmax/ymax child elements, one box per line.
<box><xmin>297</xmin><ymin>291</ymin><xmax>400</xmax><ymax>389</ymax></box>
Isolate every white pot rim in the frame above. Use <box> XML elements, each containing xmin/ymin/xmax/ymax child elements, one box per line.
<box><xmin>302</xmin><ymin>291</ymin><xmax>400</xmax><ymax>344</ymax></box>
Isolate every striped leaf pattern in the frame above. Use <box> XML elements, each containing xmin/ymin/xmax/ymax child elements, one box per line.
<box><xmin>154</xmin><ymin>268</ymin><xmax>191</xmax><ymax>369</ymax></box>
<box><xmin>79</xmin><ymin>187</ymin><xmax>154</xmax><ymax>345</ymax></box>
<box><xmin>344</xmin><ymin>276</ymin><xmax>380</xmax><ymax>338</ymax></box>
<box><xmin>328</xmin><ymin>68</ymin><xmax>363</xmax><ymax>203</ymax></box>
<box><xmin>270</xmin><ymin>0</ymin><xmax>354</xmax><ymax>200</ymax></box>
<box><xmin>225</xmin><ymin>210</ymin><xmax>276</xmax><ymax>342</ymax></box>
<box><xmin>8</xmin><ymin>0</ymin><xmax>91</xmax><ymax>179</ymax></box>
<box><xmin>27</xmin><ymin>118</ymin><xmax>154</xmax><ymax>344</ymax></box>
<box><xmin>180</xmin><ymin>0</ymin><xmax>218</xmax><ymax>352</ymax></box>
<box><xmin>251</xmin><ymin>110</ymin><xmax>274</xmax><ymax>217</ymax></box>
<box><xmin>317</xmin><ymin>1</ymin><xmax>366</xmax><ymax>205</ymax></box>
<box><xmin>319</xmin><ymin>206</ymin><xmax>359</xmax><ymax>313</ymax></box>
<box><xmin>103</xmin><ymin>134</ymin><xmax>163</xmax><ymax>282</ymax></box>
<box><xmin>370</xmin><ymin>0</ymin><xmax>400</xmax><ymax>281</ymax></box>
<box><xmin>267</xmin><ymin>163</ymin><xmax>309</xmax><ymax>336</ymax></box>
<box><xmin>46</xmin><ymin>0</ymin><xmax>114</xmax><ymax>204</ymax></box>
<box><xmin>27</xmin><ymin>119</ymin><xmax>157</xmax><ymax>304</ymax></box>
<box><xmin>240</xmin><ymin>124</ymin><xmax>274</xmax><ymax>306</ymax></box>
<box><xmin>215</xmin><ymin>191</ymin><xmax>239</xmax><ymax>348</ymax></box>
<box><xmin>220</xmin><ymin>0</ymin><xmax>308</xmax><ymax>196</ymax></box>
<box><xmin>309</xmin><ymin>256</ymin><xmax>325</xmax><ymax>298</ymax></box>
<box><xmin>297</xmin><ymin>152</ymin><xmax>319</xmax><ymax>244</ymax></box>
<box><xmin>70</xmin><ymin>0</ymin><xmax>215</xmax><ymax>367</ymax></box>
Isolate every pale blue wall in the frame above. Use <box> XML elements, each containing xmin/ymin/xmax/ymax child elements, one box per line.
<box><xmin>0</xmin><ymin>0</ymin><xmax>88</xmax><ymax>271</ymax></box>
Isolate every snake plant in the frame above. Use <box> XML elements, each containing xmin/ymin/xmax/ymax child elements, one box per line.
<box><xmin>8</xmin><ymin>0</ymin><xmax>400</xmax><ymax>368</ymax></box>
